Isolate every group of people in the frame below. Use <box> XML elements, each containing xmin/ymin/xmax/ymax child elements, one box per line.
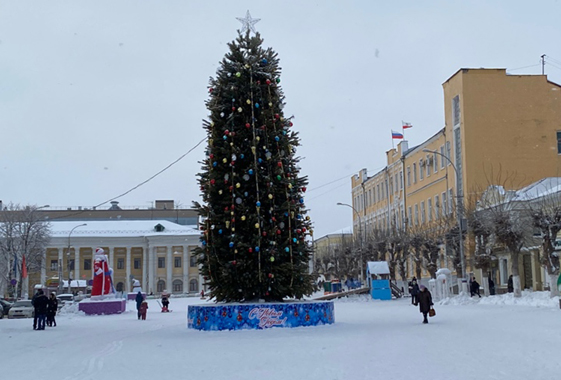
<box><xmin>32</xmin><ymin>289</ymin><xmax>58</xmax><ymax>330</ymax></box>
<box><xmin>135</xmin><ymin>291</ymin><xmax>171</xmax><ymax>320</ymax></box>
<box><xmin>408</xmin><ymin>277</ymin><xmax>434</xmax><ymax>324</ymax></box>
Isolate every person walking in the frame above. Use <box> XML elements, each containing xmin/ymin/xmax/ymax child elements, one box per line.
<box><xmin>139</xmin><ymin>300</ymin><xmax>148</xmax><ymax>320</ymax></box>
<box><xmin>507</xmin><ymin>275</ymin><xmax>514</xmax><ymax>293</ymax></box>
<box><xmin>417</xmin><ymin>285</ymin><xmax>433</xmax><ymax>324</ymax></box>
<box><xmin>470</xmin><ymin>277</ymin><xmax>482</xmax><ymax>297</ymax></box>
<box><xmin>408</xmin><ymin>277</ymin><xmax>420</xmax><ymax>306</ymax></box>
<box><xmin>33</xmin><ymin>290</ymin><xmax>49</xmax><ymax>330</ymax></box>
<box><xmin>31</xmin><ymin>290</ymin><xmax>40</xmax><ymax>330</ymax></box>
<box><xmin>161</xmin><ymin>292</ymin><xmax>170</xmax><ymax>312</ymax></box>
<box><xmin>135</xmin><ymin>291</ymin><xmax>144</xmax><ymax>320</ymax></box>
<box><xmin>46</xmin><ymin>293</ymin><xmax>58</xmax><ymax>327</ymax></box>
<box><xmin>489</xmin><ymin>277</ymin><xmax>495</xmax><ymax>296</ymax></box>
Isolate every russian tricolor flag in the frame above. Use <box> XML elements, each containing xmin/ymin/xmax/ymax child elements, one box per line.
<box><xmin>391</xmin><ymin>130</ymin><xmax>404</xmax><ymax>139</ymax></box>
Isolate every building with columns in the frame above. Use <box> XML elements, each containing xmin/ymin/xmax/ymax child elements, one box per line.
<box><xmin>30</xmin><ymin>220</ymin><xmax>201</xmax><ymax>296</ymax></box>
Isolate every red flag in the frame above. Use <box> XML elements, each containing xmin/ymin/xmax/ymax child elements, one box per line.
<box><xmin>402</xmin><ymin>122</ymin><xmax>413</xmax><ymax>129</ymax></box>
<box><xmin>22</xmin><ymin>255</ymin><xmax>27</xmax><ymax>279</ymax></box>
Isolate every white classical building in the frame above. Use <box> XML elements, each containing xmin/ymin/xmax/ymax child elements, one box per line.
<box><xmin>34</xmin><ymin>220</ymin><xmax>201</xmax><ymax>296</ymax></box>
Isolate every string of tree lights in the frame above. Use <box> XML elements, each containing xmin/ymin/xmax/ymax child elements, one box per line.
<box><xmin>192</xmin><ymin>30</ymin><xmax>315</xmax><ymax>302</ymax></box>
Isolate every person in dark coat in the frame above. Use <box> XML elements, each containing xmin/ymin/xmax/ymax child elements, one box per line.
<box><xmin>417</xmin><ymin>285</ymin><xmax>433</xmax><ymax>324</ymax></box>
<box><xmin>46</xmin><ymin>293</ymin><xmax>58</xmax><ymax>327</ymax></box>
<box><xmin>470</xmin><ymin>277</ymin><xmax>481</xmax><ymax>297</ymax></box>
<box><xmin>31</xmin><ymin>290</ymin><xmax>40</xmax><ymax>330</ymax></box>
<box><xmin>33</xmin><ymin>289</ymin><xmax>49</xmax><ymax>330</ymax></box>
<box><xmin>489</xmin><ymin>277</ymin><xmax>495</xmax><ymax>295</ymax></box>
<box><xmin>135</xmin><ymin>291</ymin><xmax>144</xmax><ymax>320</ymax></box>
<box><xmin>408</xmin><ymin>277</ymin><xmax>420</xmax><ymax>305</ymax></box>
<box><xmin>507</xmin><ymin>275</ymin><xmax>514</xmax><ymax>293</ymax></box>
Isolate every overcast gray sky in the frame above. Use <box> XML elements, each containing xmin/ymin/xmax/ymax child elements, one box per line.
<box><xmin>2</xmin><ymin>1</ymin><xmax>561</xmax><ymax>238</ymax></box>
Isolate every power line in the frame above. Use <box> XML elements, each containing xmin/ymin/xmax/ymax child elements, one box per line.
<box><xmin>507</xmin><ymin>63</ymin><xmax>541</xmax><ymax>72</ymax></box>
<box><xmin>92</xmin><ymin>137</ymin><xmax>207</xmax><ymax>209</ymax></box>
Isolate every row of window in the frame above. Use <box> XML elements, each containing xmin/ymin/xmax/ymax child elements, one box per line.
<box><xmin>408</xmin><ymin>190</ymin><xmax>454</xmax><ymax>226</ymax></box>
<box><xmin>50</xmin><ymin>255</ymin><xmax>198</xmax><ymax>271</ymax></box>
<box><xmin>114</xmin><ymin>279</ymin><xmax>199</xmax><ymax>293</ymax></box>
<box><xmin>354</xmin><ymin>143</ymin><xmax>453</xmax><ymax>213</ymax></box>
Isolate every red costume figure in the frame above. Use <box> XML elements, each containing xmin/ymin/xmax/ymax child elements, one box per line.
<box><xmin>139</xmin><ymin>301</ymin><xmax>148</xmax><ymax>320</ymax></box>
<box><xmin>91</xmin><ymin>248</ymin><xmax>114</xmax><ymax>298</ymax></box>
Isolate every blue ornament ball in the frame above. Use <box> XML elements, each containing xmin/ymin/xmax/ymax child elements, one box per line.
<box><xmin>255</xmin><ymin>246</ymin><xmax>260</xmax><ymax>252</ymax></box>
<box><xmin>229</xmin><ymin>242</ymin><xmax>234</xmax><ymax>248</ymax></box>
<box><xmin>256</xmin><ymin>201</ymin><xmax>261</xmax><ymax>207</ymax></box>
<box><xmin>285</xmin><ymin>247</ymin><xmax>290</xmax><ymax>252</ymax></box>
<box><xmin>275</xmin><ymin>136</ymin><xmax>280</xmax><ymax>142</ymax></box>
<box><xmin>255</xmin><ymin>103</ymin><xmax>260</xmax><ymax>108</ymax></box>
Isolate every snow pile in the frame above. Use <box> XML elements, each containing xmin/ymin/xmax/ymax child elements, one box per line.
<box><xmin>437</xmin><ymin>290</ymin><xmax>560</xmax><ymax>308</ymax></box>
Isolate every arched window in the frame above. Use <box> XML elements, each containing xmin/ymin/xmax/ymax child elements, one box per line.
<box><xmin>172</xmin><ymin>280</ymin><xmax>183</xmax><ymax>293</ymax></box>
<box><xmin>116</xmin><ymin>282</ymin><xmax>124</xmax><ymax>292</ymax></box>
<box><xmin>157</xmin><ymin>280</ymin><xmax>166</xmax><ymax>293</ymax></box>
<box><xmin>189</xmin><ymin>279</ymin><xmax>198</xmax><ymax>292</ymax></box>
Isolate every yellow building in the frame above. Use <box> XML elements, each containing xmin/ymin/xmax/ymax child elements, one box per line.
<box><xmin>351</xmin><ymin>68</ymin><xmax>561</xmax><ymax>285</ymax></box>
<box><xmin>26</xmin><ymin>220</ymin><xmax>201</xmax><ymax>297</ymax></box>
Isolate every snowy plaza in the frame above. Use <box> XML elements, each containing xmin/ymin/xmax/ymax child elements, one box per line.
<box><xmin>1</xmin><ymin>292</ymin><xmax>560</xmax><ymax>380</ymax></box>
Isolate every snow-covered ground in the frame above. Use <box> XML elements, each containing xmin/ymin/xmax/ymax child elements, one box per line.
<box><xmin>1</xmin><ymin>291</ymin><xmax>560</xmax><ymax>380</ymax></box>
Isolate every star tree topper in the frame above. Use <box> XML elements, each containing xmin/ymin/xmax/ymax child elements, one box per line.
<box><xmin>236</xmin><ymin>10</ymin><xmax>260</xmax><ymax>34</ymax></box>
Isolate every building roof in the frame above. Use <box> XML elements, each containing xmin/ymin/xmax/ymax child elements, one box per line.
<box><xmin>367</xmin><ymin>261</ymin><xmax>390</xmax><ymax>275</ymax></box>
<box><xmin>511</xmin><ymin>177</ymin><xmax>561</xmax><ymax>202</ymax></box>
<box><xmin>47</xmin><ymin>220</ymin><xmax>200</xmax><ymax>238</ymax></box>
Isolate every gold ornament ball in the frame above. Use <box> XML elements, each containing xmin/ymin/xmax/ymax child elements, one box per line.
<box><xmin>255</xmin><ymin>223</ymin><xmax>260</xmax><ymax>228</ymax></box>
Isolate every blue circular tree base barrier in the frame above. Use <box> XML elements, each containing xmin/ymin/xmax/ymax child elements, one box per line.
<box><xmin>188</xmin><ymin>300</ymin><xmax>335</xmax><ymax>331</ymax></box>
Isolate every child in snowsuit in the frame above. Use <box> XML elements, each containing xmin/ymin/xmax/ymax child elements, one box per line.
<box><xmin>139</xmin><ymin>300</ymin><xmax>148</xmax><ymax>320</ymax></box>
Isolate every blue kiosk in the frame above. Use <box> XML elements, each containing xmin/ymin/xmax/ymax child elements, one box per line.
<box><xmin>366</xmin><ymin>261</ymin><xmax>392</xmax><ymax>300</ymax></box>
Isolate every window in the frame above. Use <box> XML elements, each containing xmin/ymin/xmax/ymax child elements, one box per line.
<box><xmin>419</xmin><ymin>161</ymin><xmax>424</xmax><ymax>180</ymax></box>
<box><xmin>557</xmin><ymin>131</ymin><xmax>561</xmax><ymax>154</ymax></box>
<box><xmin>134</xmin><ymin>258</ymin><xmax>141</xmax><ymax>270</ymax></box>
<box><xmin>394</xmin><ymin>174</ymin><xmax>398</xmax><ymax>193</ymax></box>
<box><xmin>84</xmin><ymin>258</ymin><xmax>91</xmax><ymax>271</ymax></box>
<box><xmin>426</xmin><ymin>157</ymin><xmax>432</xmax><ymax>177</ymax></box>
<box><xmin>384</xmin><ymin>180</ymin><xmax>388</xmax><ymax>198</ymax></box>
<box><xmin>173</xmin><ymin>279</ymin><xmax>183</xmax><ymax>293</ymax></box>
<box><xmin>428</xmin><ymin>198</ymin><xmax>433</xmax><ymax>222</ymax></box>
<box><xmin>442</xmin><ymin>192</ymin><xmax>448</xmax><ymax>216</ymax></box>
<box><xmin>421</xmin><ymin>201</ymin><xmax>426</xmax><ymax>224</ymax></box>
<box><xmin>440</xmin><ymin>146</ymin><xmax>445</xmax><ymax>168</ymax></box>
<box><xmin>189</xmin><ymin>279</ymin><xmax>198</xmax><ymax>292</ymax></box>
<box><xmin>190</xmin><ymin>255</ymin><xmax>197</xmax><ymax>267</ymax></box>
<box><xmin>446</xmin><ymin>141</ymin><xmax>451</xmax><ymax>164</ymax></box>
<box><xmin>407</xmin><ymin>167</ymin><xmax>411</xmax><ymax>187</ymax></box>
<box><xmin>399</xmin><ymin>171</ymin><xmax>403</xmax><ymax>189</ymax></box>
<box><xmin>433</xmin><ymin>153</ymin><xmax>438</xmax><ymax>172</ymax></box>
<box><xmin>377</xmin><ymin>184</ymin><xmax>380</xmax><ymax>201</ymax></box>
<box><xmin>408</xmin><ymin>206</ymin><xmax>412</xmax><ymax>225</ymax></box>
<box><xmin>158</xmin><ymin>257</ymin><xmax>166</xmax><ymax>268</ymax></box>
<box><xmin>413</xmin><ymin>163</ymin><xmax>417</xmax><ymax>183</ymax></box>
<box><xmin>389</xmin><ymin>178</ymin><xmax>393</xmax><ymax>194</ymax></box>
<box><xmin>117</xmin><ymin>258</ymin><xmax>124</xmax><ymax>270</ymax></box>
<box><xmin>435</xmin><ymin>195</ymin><xmax>440</xmax><ymax>219</ymax></box>
<box><xmin>174</xmin><ymin>256</ymin><xmax>181</xmax><ymax>268</ymax></box>
<box><xmin>116</xmin><ymin>282</ymin><xmax>124</xmax><ymax>292</ymax></box>
<box><xmin>50</xmin><ymin>260</ymin><xmax>58</xmax><ymax>271</ymax></box>
<box><xmin>414</xmin><ymin>204</ymin><xmax>419</xmax><ymax>225</ymax></box>
<box><xmin>452</xmin><ymin>95</ymin><xmax>461</xmax><ymax>125</ymax></box>
<box><xmin>499</xmin><ymin>259</ymin><xmax>508</xmax><ymax>285</ymax></box>
<box><xmin>157</xmin><ymin>280</ymin><xmax>165</xmax><ymax>293</ymax></box>
<box><xmin>449</xmin><ymin>189</ymin><xmax>454</xmax><ymax>215</ymax></box>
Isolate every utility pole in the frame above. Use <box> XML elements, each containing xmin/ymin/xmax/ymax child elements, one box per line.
<box><xmin>541</xmin><ymin>54</ymin><xmax>546</xmax><ymax>75</ymax></box>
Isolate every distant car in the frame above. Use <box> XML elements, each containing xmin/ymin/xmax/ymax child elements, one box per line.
<box><xmin>8</xmin><ymin>300</ymin><xmax>34</xmax><ymax>319</ymax></box>
<box><xmin>56</xmin><ymin>294</ymin><xmax>75</xmax><ymax>309</ymax></box>
<box><xmin>0</xmin><ymin>299</ymin><xmax>13</xmax><ymax>318</ymax></box>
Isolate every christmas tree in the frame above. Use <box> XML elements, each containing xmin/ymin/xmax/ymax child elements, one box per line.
<box><xmin>194</xmin><ymin>22</ymin><xmax>314</xmax><ymax>303</ymax></box>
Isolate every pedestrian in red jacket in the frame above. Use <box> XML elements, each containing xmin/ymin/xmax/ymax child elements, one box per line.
<box><xmin>139</xmin><ymin>300</ymin><xmax>148</xmax><ymax>320</ymax></box>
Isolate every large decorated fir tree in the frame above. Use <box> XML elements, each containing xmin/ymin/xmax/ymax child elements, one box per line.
<box><xmin>194</xmin><ymin>25</ymin><xmax>314</xmax><ymax>303</ymax></box>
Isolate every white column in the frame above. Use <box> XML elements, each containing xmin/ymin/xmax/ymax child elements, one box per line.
<box><xmin>74</xmin><ymin>248</ymin><xmax>80</xmax><ymax>283</ymax></box>
<box><xmin>125</xmin><ymin>247</ymin><xmax>131</xmax><ymax>293</ymax></box>
<box><xmin>147</xmin><ymin>244</ymin><xmax>154</xmax><ymax>294</ymax></box>
<box><xmin>166</xmin><ymin>246</ymin><xmax>172</xmax><ymax>293</ymax></box>
<box><xmin>183</xmin><ymin>246</ymin><xmax>189</xmax><ymax>294</ymax></box>
<box><xmin>142</xmin><ymin>246</ymin><xmax>148</xmax><ymax>292</ymax></box>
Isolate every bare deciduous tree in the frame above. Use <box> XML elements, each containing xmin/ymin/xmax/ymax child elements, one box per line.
<box><xmin>0</xmin><ymin>203</ymin><xmax>51</xmax><ymax>299</ymax></box>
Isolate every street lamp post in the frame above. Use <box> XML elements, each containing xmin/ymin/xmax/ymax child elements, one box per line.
<box><xmin>423</xmin><ymin>149</ymin><xmax>466</xmax><ymax>290</ymax></box>
<box><xmin>66</xmin><ymin>223</ymin><xmax>87</xmax><ymax>295</ymax></box>
<box><xmin>337</xmin><ymin>202</ymin><xmax>364</xmax><ymax>285</ymax></box>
